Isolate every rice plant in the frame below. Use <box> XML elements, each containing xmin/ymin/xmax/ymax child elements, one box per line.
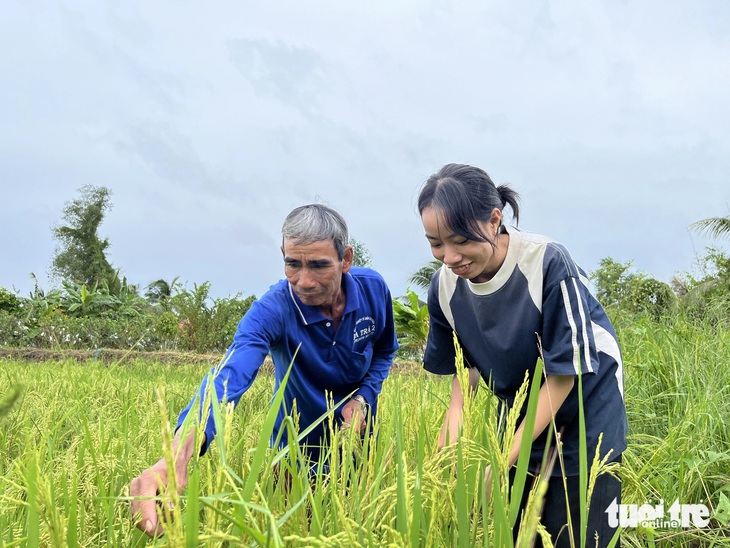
<box><xmin>0</xmin><ymin>311</ymin><xmax>728</xmax><ymax>546</ymax></box>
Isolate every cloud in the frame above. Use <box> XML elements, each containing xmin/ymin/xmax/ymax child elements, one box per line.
<box><xmin>1</xmin><ymin>0</ymin><xmax>729</xmax><ymax>301</ymax></box>
<box><xmin>227</xmin><ymin>38</ymin><xmax>328</xmax><ymax>118</ymax></box>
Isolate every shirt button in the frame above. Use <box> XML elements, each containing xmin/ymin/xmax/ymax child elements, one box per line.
<box><xmin>332</xmin><ymin>341</ymin><xmax>336</xmax><ymax>346</ymax></box>
<box><xmin>326</xmin><ymin>322</ymin><xmax>331</xmax><ymax>327</ymax></box>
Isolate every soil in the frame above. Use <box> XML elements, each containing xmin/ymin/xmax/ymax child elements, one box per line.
<box><xmin>0</xmin><ymin>347</ymin><xmax>422</xmax><ymax>373</ymax></box>
<box><xmin>0</xmin><ymin>347</ymin><xmax>237</xmax><ymax>366</ymax></box>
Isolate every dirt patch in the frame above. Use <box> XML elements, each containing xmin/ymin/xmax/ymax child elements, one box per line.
<box><xmin>0</xmin><ymin>347</ymin><xmax>235</xmax><ymax>366</ymax></box>
<box><xmin>0</xmin><ymin>347</ymin><xmax>422</xmax><ymax>373</ymax></box>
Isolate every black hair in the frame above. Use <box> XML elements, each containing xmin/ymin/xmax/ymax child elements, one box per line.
<box><xmin>417</xmin><ymin>163</ymin><xmax>521</xmax><ymax>244</ymax></box>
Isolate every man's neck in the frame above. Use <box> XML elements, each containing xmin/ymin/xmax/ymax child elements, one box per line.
<box><xmin>318</xmin><ymin>286</ymin><xmax>347</xmax><ymax>329</ymax></box>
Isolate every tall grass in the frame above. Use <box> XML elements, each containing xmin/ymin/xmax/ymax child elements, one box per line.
<box><xmin>615</xmin><ymin>312</ymin><xmax>730</xmax><ymax>546</ymax></box>
<box><xmin>0</xmin><ymin>312</ymin><xmax>729</xmax><ymax>546</ymax></box>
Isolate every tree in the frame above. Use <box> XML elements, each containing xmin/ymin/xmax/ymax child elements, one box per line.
<box><xmin>590</xmin><ymin>257</ymin><xmax>633</xmax><ymax>308</ymax></box>
<box><xmin>590</xmin><ymin>257</ymin><xmax>676</xmax><ymax>318</ymax></box>
<box><xmin>145</xmin><ymin>277</ymin><xmax>181</xmax><ymax>308</ymax></box>
<box><xmin>349</xmin><ymin>237</ymin><xmax>373</xmax><ymax>268</ymax></box>
<box><xmin>51</xmin><ymin>185</ymin><xmax>116</xmax><ymax>288</ymax></box>
<box><xmin>409</xmin><ymin>260</ymin><xmax>443</xmax><ymax>291</ymax></box>
<box><xmin>674</xmin><ymin>247</ymin><xmax>730</xmax><ymax>319</ymax></box>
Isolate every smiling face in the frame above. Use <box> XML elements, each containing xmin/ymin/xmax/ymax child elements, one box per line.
<box><xmin>282</xmin><ymin>238</ymin><xmax>353</xmax><ymax>309</ymax></box>
<box><xmin>421</xmin><ymin>206</ymin><xmax>507</xmax><ymax>283</ymax></box>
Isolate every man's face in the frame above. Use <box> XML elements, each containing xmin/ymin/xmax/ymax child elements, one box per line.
<box><xmin>281</xmin><ymin>238</ymin><xmax>353</xmax><ymax>308</ymax></box>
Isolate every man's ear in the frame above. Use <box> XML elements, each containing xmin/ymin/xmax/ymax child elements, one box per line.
<box><xmin>342</xmin><ymin>245</ymin><xmax>354</xmax><ymax>273</ymax></box>
<box><xmin>280</xmin><ymin>244</ymin><xmax>286</xmax><ymax>258</ymax></box>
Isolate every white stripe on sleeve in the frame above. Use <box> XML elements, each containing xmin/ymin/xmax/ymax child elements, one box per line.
<box><xmin>560</xmin><ymin>279</ymin><xmax>581</xmax><ymax>375</ymax></box>
<box><xmin>572</xmin><ymin>278</ymin><xmax>594</xmax><ymax>373</ymax></box>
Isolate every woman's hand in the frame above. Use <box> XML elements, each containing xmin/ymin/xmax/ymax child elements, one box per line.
<box><xmin>438</xmin><ymin>404</ymin><xmax>464</xmax><ymax>450</ymax></box>
<box><xmin>438</xmin><ymin>368</ymin><xmax>481</xmax><ymax>451</ymax></box>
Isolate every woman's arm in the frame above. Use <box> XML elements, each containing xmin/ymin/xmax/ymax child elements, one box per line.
<box><xmin>438</xmin><ymin>367</ymin><xmax>481</xmax><ymax>450</ymax></box>
<box><xmin>506</xmin><ymin>374</ymin><xmax>574</xmax><ymax>467</ymax></box>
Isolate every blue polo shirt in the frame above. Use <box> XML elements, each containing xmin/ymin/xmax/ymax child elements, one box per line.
<box><xmin>177</xmin><ymin>266</ymin><xmax>398</xmax><ymax>458</ymax></box>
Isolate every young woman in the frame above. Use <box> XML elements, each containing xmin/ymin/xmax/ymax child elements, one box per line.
<box><xmin>418</xmin><ymin>163</ymin><xmax>627</xmax><ymax>547</ymax></box>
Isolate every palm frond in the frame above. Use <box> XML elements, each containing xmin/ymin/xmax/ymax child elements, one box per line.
<box><xmin>690</xmin><ymin>216</ymin><xmax>730</xmax><ymax>240</ymax></box>
<box><xmin>408</xmin><ymin>260</ymin><xmax>443</xmax><ymax>290</ymax></box>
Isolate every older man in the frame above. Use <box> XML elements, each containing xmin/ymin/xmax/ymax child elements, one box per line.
<box><xmin>130</xmin><ymin>204</ymin><xmax>398</xmax><ymax>536</ymax></box>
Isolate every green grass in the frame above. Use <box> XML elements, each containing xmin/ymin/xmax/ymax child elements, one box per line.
<box><xmin>0</xmin><ymin>313</ymin><xmax>729</xmax><ymax>546</ymax></box>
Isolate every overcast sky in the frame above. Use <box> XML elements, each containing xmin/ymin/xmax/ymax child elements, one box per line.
<box><xmin>2</xmin><ymin>1</ymin><xmax>728</xmax><ymax>302</ymax></box>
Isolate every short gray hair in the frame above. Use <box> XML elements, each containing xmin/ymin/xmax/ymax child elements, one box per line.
<box><xmin>281</xmin><ymin>204</ymin><xmax>349</xmax><ymax>260</ymax></box>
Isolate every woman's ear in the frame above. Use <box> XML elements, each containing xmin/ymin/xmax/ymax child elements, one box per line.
<box><xmin>490</xmin><ymin>207</ymin><xmax>503</xmax><ymax>228</ymax></box>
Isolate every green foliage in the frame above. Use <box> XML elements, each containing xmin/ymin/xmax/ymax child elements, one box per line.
<box><xmin>0</xmin><ymin>386</ymin><xmax>21</xmax><ymax>421</ymax></box>
<box><xmin>0</xmin><ymin>311</ymin><xmax>162</xmax><ymax>350</ymax></box>
<box><xmin>615</xmin><ymin>311</ymin><xmax>730</xmax><ymax>539</ymax></box>
<box><xmin>60</xmin><ymin>280</ymin><xmax>119</xmax><ymax>317</ymax></box>
<box><xmin>673</xmin><ymin>247</ymin><xmax>730</xmax><ymax>326</ymax></box>
<box><xmin>349</xmin><ymin>237</ymin><xmax>373</xmax><ymax>268</ymax></box>
<box><xmin>169</xmin><ymin>282</ymin><xmax>214</xmax><ymax>353</ymax></box>
<box><xmin>145</xmin><ymin>277</ymin><xmax>181</xmax><ymax>309</ymax></box>
<box><xmin>0</xmin><ymin>288</ymin><xmax>20</xmax><ymax>314</ymax></box>
<box><xmin>22</xmin><ymin>273</ymin><xmax>62</xmax><ymax>320</ymax></box>
<box><xmin>685</xmin><ymin>247</ymin><xmax>730</xmax><ymax>297</ymax></box>
<box><xmin>0</xmin><ymin>312</ymin><xmax>22</xmax><ymax>346</ymax></box>
<box><xmin>690</xmin><ymin>212</ymin><xmax>730</xmax><ymax>240</ymax></box>
<box><xmin>2</xmin><ymin>312</ymin><xmax>730</xmax><ymax>545</ymax></box>
<box><xmin>590</xmin><ymin>257</ymin><xmax>676</xmax><ymax>319</ymax></box>
<box><xmin>591</xmin><ymin>257</ymin><xmax>633</xmax><ymax>308</ymax></box>
<box><xmin>0</xmin><ymin>275</ymin><xmax>255</xmax><ymax>352</ymax></box>
<box><xmin>630</xmin><ymin>277</ymin><xmax>677</xmax><ymax>319</ymax></box>
<box><xmin>169</xmin><ymin>282</ymin><xmax>256</xmax><ymax>353</ymax></box>
<box><xmin>155</xmin><ymin>311</ymin><xmax>179</xmax><ymax>339</ymax></box>
<box><xmin>50</xmin><ymin>185</ymin><xmax>116</xmax><ymax>287</ymax></box>
<box><xmin>56</xmin><ymin>275</ymin><xmax>147</xmax><ymax>319</ymax></box>
<box><xmin>207</xmin><ymin>293</ymin><xmax>257</xmax><ymax>349</ymax></box>
<box><xmin>393</xmin><ymin>289</ymin><xmax>429</xmax><ymax>360</ymax></box>
<box><xmin>409</xmin><ymin>260</ymin><xmax>442</xmax><ymax>292</ymax></box>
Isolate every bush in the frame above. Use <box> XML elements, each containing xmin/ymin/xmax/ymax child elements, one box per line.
<box><xmin>0</xmin><ymin>288</ymin><xmax>20</xmax><ymax>314</ymax></box>
<box><xmin>0</xmin><ymin>311</ymin><xmax>162</xmax><ymax>351</ymax></box>
<box><xmin>393</xmin><ymin>289</ymin><xmax>429</xmax><ymax>361</ymax></box>
<box><xmin>0</xmin><ymin>312</ymin><xmax>25</xmax><ymax>346</ymax></box>
<box><xmin>673</xmin><ymin>247</ymin><xmax>730</xmax><ymax>328</ymax></box>
<box><xmin>170</xmin><ymin>283</ymin><xmax>256</xmax><ymax>353</ymax></box>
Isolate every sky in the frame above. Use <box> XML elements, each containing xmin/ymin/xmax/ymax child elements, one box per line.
<box><xmin>2</xmin><ymin>0</ymin><xmax>729</xmax><ymax>302</ymax></box>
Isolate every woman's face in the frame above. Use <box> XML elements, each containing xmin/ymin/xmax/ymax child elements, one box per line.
<box><xmin>421</xmin><ymin>206</ymin><xmax>505</xmax><ymax>283</ymax></box>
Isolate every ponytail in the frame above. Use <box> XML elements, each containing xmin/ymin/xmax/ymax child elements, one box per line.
<box><xmin>497</xmin><ymin>184</ymin><xmax>520</xmax><ymax>225</ymax></box>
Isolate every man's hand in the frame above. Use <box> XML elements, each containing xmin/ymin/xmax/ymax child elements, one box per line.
<box><xmin>129</xmin><ymin>430</ymin><xmax>200</xmax><ymax>537</ymax></box>
<box><xmin>129</xmin><ymin>462</ymin><xmax>173</xmax><ymax>537</ymax></box>
<box><xmin>340</xmin><ymin>397</ymin><xmax>367</xmax><ymax>434</ymax></box>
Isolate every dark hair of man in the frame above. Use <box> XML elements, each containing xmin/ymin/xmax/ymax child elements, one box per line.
<box><xmin>281</xmin><ymin>204</ymin><xmax>349</xmax><ymax>260</ymax></box>
<box><xmin>418</xmin><ymin>163</ymin><xmax>521</xmax><ymax>246</ymax></box>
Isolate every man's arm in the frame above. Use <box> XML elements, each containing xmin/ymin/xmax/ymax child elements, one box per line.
<box><xmin>129</xmin><ymin>296</ymin><xmax>280</xmax><ymax>536</ymax></box>
<box><xmin>350</xmin><ymin>286</ymin><xmax>399</xmax><ymax>406</ymax></box>
<box><xmin>177</xmin><ymin>298</ymin><xmax>278</xmax><ymax>455</ymax></box>
<box><xmin>341</xmin><ymin>283</ymin><xmax>398</xmax><ymax>432</ymax></box>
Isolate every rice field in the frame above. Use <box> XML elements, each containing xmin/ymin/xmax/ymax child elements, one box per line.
<box><xmin>1</xmin><ymin>313</ymin><xmax>729</xmax><ymax>547</ymax></box>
